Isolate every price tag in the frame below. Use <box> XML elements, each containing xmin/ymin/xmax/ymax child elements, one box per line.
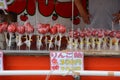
<box><xmin>50</xmin><ymin>51</ymin><xmax>84</xmax><ymax>71</ymax></box>
<box><xmin>0</xmin><ymin>51</ymin><xmax>3</xmax><ymax>70</ymax></box>
<box><xmin>0</xmin><ymin>0</ymin><xmax>7</xmax><ymax>9</ymax></box>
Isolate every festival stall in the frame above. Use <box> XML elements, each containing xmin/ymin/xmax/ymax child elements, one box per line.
<box><xmin>0</xmin><ymin>0</ymin><xmax>120</xmax><ymax>80</ymax></box>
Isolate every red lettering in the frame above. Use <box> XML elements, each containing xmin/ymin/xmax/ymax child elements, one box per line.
<box><xmin>51</xmin><ymin>65</ymin><xmax>59</xmax><ymax>70</ymax></box>
<box><xmin>7</xmin><ymin>0</ymin><xmax>86</xmax><ymax>17</ymax></box>
<box><xmin>74</xmin><ymin>52</ymin><xmax>83</xmax><ymax>58</ymax></box>
<box><xmin>51</xmin><ymin>52</ymin><xmax>57</xmax><ymax>58</ymax></box>
<box><xmin>8</xmin><ymin>0</ymin><xmax>27</xmax><ymax>14</ymax></box>
<box><xmin>26</xmin><ymin>0</ymin><xmax>36</xmax><ymax>15</ymax></box>
<box><xmin>55</xmin><ymin>2</ymin><xmax>79</xmax><ymax>18</ymax></box>
<box><xmin>58</xmin><ymin>53</ymin><xmax>65</xmax><ymax>58</ymax></box>
<box><xmin>38</xmin><ymin>0</ymin><xmax>55</xmax><ymax>16</ymax></box>
<box><xmin>52</xmin><ymin>58</ymin><xmax>58</xmax><ymax>64</ymax></box>
<box><xmin>66</xmin><ymin>52</ymin><xmax>73</xmax><ymax>58</ymax></box>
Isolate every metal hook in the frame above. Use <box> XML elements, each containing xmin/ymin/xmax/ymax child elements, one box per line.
<box><xmin>74</xmin><ymin>75</ymin><xmax>80</xmax><ymax>80</ymax></box>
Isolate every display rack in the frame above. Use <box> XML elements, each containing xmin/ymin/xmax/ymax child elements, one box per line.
<box><xmin>2</xmin><ymin>50</ymin><xmax>120</xmax><ymax>56</ymax></box>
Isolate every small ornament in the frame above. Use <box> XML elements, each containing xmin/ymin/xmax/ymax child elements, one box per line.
<box><xmin>52</xmin><ymin>13</ymin><xmax>58</xmax><ymax>21</ymax></box>
<box><xmin>73</xmin><ymin>17</ymin><xmax>80</xmax><ymax>25</ymax></box>
<box><xmin>20</xmin><ymin>13</ymin><xmax>28</xmax><ymax>21</ymax></box>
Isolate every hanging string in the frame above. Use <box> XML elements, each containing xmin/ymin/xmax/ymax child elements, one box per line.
<box><xmin>119</xmin><ymin>20</ymin><xmax>120</xmax><ymax>26</ymax></box>
<box><xmin>35</xmin><ymin>1</ymin><xmax>38</xmax><ymax>35</ymax></box>
<box><xmin>45</xmin><ymin>70</ymin><xmax>53</xmax><ymax>80</ymax></box>
<box><xmin>71</xmin><ymin>0</ymin><xmax>75</xmax><ymax>74</ymax></box>
<box><xmin>72</xmin><ymin>0</ymin><xmax>74</xmax><ymax>32</ymax></box>
<box><xmin>71</xmin><ymin>1</ymin><xmax>80</xmax><ymax>78</ymax></box>
<box><xmin>112</xmin><ymin>21</ymin><xmax>114</xmax><ymax>31</ymax></box>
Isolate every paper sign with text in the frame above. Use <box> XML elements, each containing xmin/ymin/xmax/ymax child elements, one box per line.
<box><xmin>0</xmin><ymin>51</ymin><xmax>3</xmax><ymax>70</ymax></box>
<box><xmin>50</xmin><ymin>51</ymin><xmax>84</xmax><ymax>71</ymax></box>
<box><xmin>0</xmin><ymin>0</ymin><xmax>7</xmax><ymax>9</ymax></box>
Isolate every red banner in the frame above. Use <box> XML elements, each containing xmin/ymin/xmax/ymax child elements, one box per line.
<box><xmin>7</xmin><ymin>0</ymin><xmax>86</xmax><ymax>17</ymax></box>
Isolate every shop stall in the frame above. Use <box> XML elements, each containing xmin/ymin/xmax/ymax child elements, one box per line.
<box><xmin>0</xmin><ymin>0</ymin><xmax>120</xmax><ymax>80</ymax></box>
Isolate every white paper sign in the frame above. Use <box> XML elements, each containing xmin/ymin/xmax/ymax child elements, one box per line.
<box><xmin>0</xmin><ymin>51</ymin><xmax>3</xmax><ymax>70</ymax></box>
<box><xmin>0</xmin><ymin>0</ymin><xmax>7</xmax><ymax>9</ymax></box>
<box><xmin>50</xmin><ymin>51</ymin><xmax>84</xmax><ymax>71</ymax></box>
